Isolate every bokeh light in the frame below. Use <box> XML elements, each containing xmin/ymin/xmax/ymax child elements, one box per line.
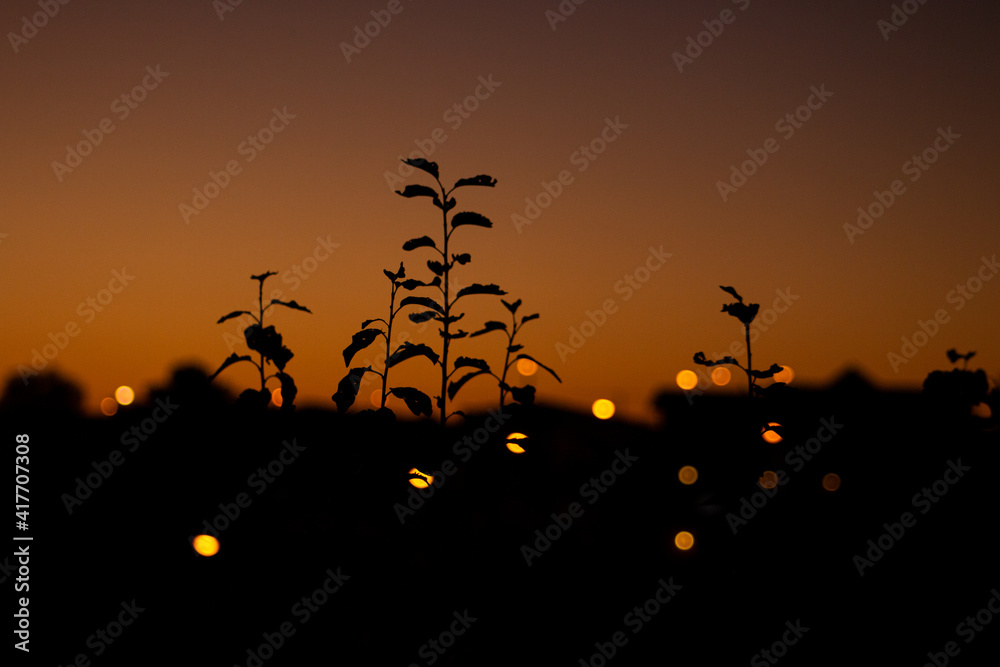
<box><xmin>759</xmin><ymin>471</ymin><xmax>778</xmax><ymax>489</ymax></box>
<box><xmin>711</xmin><ymin>367</ymin><xmax>731</xmax><ymax>386</ymax></box>
<box><xmin>516</xmin><ymin>358</ymin><xmax>538</xmax><ymax>376</ymax></box>
<box><xmin>506</xmin><ymin>432</ymin><xmax>527</xmax><ymax>454</ymax></box>
<box><xmin>100</xmin><ymin>397</ymin><xmax>118</xmax><ymax>416</ymax></box>
<box><xmin>370</xmin><ymin>388</ymin><xmax>381</xmax><ymax>407</ymax></box>
<box><xmin>271</xmin><ymin>388</ymin><xmax>283</xmax><ymax>408</ymax></box>
<box><xmin>822</xmin><ymin>473</ymin><xmax>842</xmax><ymax>492</ymax></box>
<box><xmin>408</xmin><ymin>468</ymin><xmax>433</xmax><ymax>489</ymax></box>
<box><xmin>676</xmin><ymin>370</ymin><xmax>698</xmax><ymax>391</ymax></box>
<box><xmin>114</xmin><ymin>385</ymin><xmax>135</xmax><ymax>405</ymax></box>
<box><xmin>592</xmin><ymin>399</ymin><xmax>615</xmax><ymax>420</ymax></box>
<box><xmin>971</xmin><ymin>402</ymin><xmax>992</xmax><ymax>419</ymax></box>
<box><xmin>678</xmin><ymin>465</ymin><xmax>699</xmax><ymax>485</ymax></box>
<box><xmin>761</xmin><ymin>423</ymin><xmax>783</xmax><ymax>444</ymax></box>
<box><xmin>192</xmin><ymin>534</ymin><xmax>220</xmax><ymax>557</ymax></box>
<box><xmin>674</xmin><ymin>531</ymin><xmax>695</xmax><ymax>551</ymax></box>
<box><xmin>772</xmin><ymin>365</ymin><xmax>794</xmax><ymax>384</ymax></box>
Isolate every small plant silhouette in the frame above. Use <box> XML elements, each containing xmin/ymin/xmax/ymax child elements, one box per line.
<box><xmin>394</xmin><ymin>158</ymin><xmax>507</xmax><ymax>426</ymax></box>
<box><xmin>693</xmin><ymin>285</ymin><xmax>783</xmax><ymax>400</ymax></box>
<box><xmin>210</xmin><ymin>271</ymin><xmax>311</xmax><ymax>411</ymax></box>
<box><xmin>923</xmin><ymin>348</ymin><xmax>989</xmax><ymax>415</ymax></box>
<box><xmin>331</xmin><ymin>262</ymin><xmax>440</xmax><ymax>417</ymax></box>
<box><xmin>468</xmin><ymin>297</ymin><xmax>561</xmax><ymax>409</ymax></box>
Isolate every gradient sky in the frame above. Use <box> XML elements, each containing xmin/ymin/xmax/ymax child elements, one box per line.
<box><xmin>4</xmin><ymin>0</ymin><xmax>999</xmax><ymax>422</ymax></box>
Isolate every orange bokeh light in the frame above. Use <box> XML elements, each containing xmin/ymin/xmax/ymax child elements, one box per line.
<box><xmin>192</xmin><ymin>534</ymin><xmax>220</xmax><ymax>557</ymax></box>
<box><xmin>676</xmin><ymin>370</ymin><xmax>698</xmax><ymax>390</ymax></box>
<box><xmin>678</xmin><ymin>465</ymin><xmax>698</xmax><ymax>485</ymax></box>
<box><xmin>761</xmin><ymin>423</ymin><xmax>783</xmax><ymax>444</ymax></box>
<box><xmin>408</xmin><ymin>468</ymin><xmax>433</xmax><ymax>489</ymax></box>
<box><xmin>271</xmin><ymin>387</ymin><xmax>283</xmax><ymax>407</ymax></box>
<box><xmin>772</xmin><ymin>365</ymin><xmax>794</xmax><ymax>384</ymax></box>
<box><xmin>822</xmin><ymin>473</ymin><xmax>842</xmax><ymax>492</ymax></box>
<box><xmin>759</xmin><ymin>471</ymin><xmax>778</xmax><ymax>489</ymax></box>
<box><xmin>100</xmin><ymin>397</ymin><xmax>118</xmax><ymax>416</ymax></box>
<box><xmin>506</xmin><ymin>432</ymin><xmax>527</xmax><ymax>454</ymax></box>
<box><xmin>115</xmin><ymin>385</ymin><xmax>135</xmax><ymax>405</ymax></box>
<box><xmin>711</xmin><ymin>367</ymin><xmax>731</xmax><ymax>386</ymax></box>
<box><xmin>674</xmin><ymin>531</ymin><xmax>695</xmax><ymax>551</ymax></box>
<box><xmin>516</xmin><ymin>358</ymin><xmax>538</xmax><ymax>376</ymax></box>
<box><xmin>592</xmin><ymin>399</ymin><xmax>615</xmax><ymax>420</ymax></box>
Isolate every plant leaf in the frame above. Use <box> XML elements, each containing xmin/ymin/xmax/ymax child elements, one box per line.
<box><xmin>268</xmin><ymin>299</ymin><xmax>312</xmax><ymax>314</ymax></box>
<box><xmin>403</xmin><ymin>236</ymin><xmax>438</xmax><ymax>252</ymax></box>
<box><xmin>509</xmin><ymin>384</ymin><xmax>536</xmax><ymax>404</ymax></box>
<box><xmin>399</xmin><ymin>296</ymin><xmax>444</xmax><ymax>314</ymax></box>
<box><xmin>501</xmin><ymin>299</ymin><xmax>521</xmax><ymax>314</ymax></box>
<box><xmin>452</xmin><ymin>253</ymin><xmax>471</xmax><ymax>265</ymax></box>
<box><xmin>454</xmin><ymin>357</ymin><xmax>490</xmax><ymax>372</ymax></box>
<box><xmin>722</xmin><ymin>302</ymin><xmax>759</xmax><ymax>325</ymax></box>
<box><xmin>442</xmin><ymin>329</ymin><xmax>468</xmax><ymax>341</ymax></box>
<box><xmin>720</xmin><ymin>285</ymin><xmax>743</xmax><ymax>303</ymax></box>
<box><xmin>331</xmin><ymin>366</ymin><xmax>372</xmax><ymax>413</ymax></box>
<box><xmin>409</xmin><ymin>311</ymin><xmax>438</xmax><ymax>323</ymax></box>
<box><xmin>389</xmin><ymin>342</ymin><xmax>440</xmax><ymax>367</ymax></box>
<box><xmin>427</xmin><ymin>260</ymin><xmax>445</xmax><ymax>276</ymax></box>
<box><xmin>521</xmin><ymin>313</ymin><xmax>540</xmax><ymax>325</ymax></box>
<box><xmin>470</xmin><ymin>321</ymin><xmax>507</xmax><ymax>337</ymax></box>
<box><xmin>361</xmin><ymin>318</ymin><xmax>386</xmax><ymax>328</ymax></box>
<box><xmin>693</xmin><ymin>351</ymin><xmax>739</xmax><ymax>367</ymax></box>
<box><xmin>750</xmin><ymin>363</ymin><xmax>785</xmax><ymax>379</ymax></box>
<box><xmin>210</xmin><ymin>353</ymin><xmax>254</xmax><ymax>380</ymax></box>
<box><xmin>507</xmin><ymin>344</ymin><xmax>524</xmax><ymax>353</ymax></box>
<box><xmin>514</xmin><ymin>354</ymin><xmax>561</xmax><ymax>382</ymax></box>
<box><xmin>389</xmin><ymin>386</ymin><xmax>433</xmax><ymax>417</ymax></box>
<box><xmin>343</xmin><ymin>328</ymin><xmax>382</xmax><ymax>366</ymax></box>
<box><xmin>451</xmin><ymin>211</ymin><xmax>493</xmax><ymax>229</ymax></box>
<box><xmin>453</xmin><ymin>175</ymin><xmax>497</xmax><ymax>189</ymax></box>
<box><xmin>448</xmin><ymin>370</ymin><xmax>490</xmax><ymax>400</ymax></box>
<box><xmin>244</xmin><ymin>324</ymin><xmax>293</xmax><ymax>370</ymax></box>
<box><xmin>395</xmin><ymin>185</ymin><xmax>441</xmax><ymax>208</ymax></box>
<box><xmin>401</xmin><ymin>276</ymin><xmax>441</xmax><ymax>291</ymax></box>
<box><xmin>455</xmin><ymin>283</ymin><xmax>506</xmax><ymax>300</ymax></box>
<box><xmin>217</xmin><ymin>310</ymin><xmax>253</xmax><ymax>324</ymax></box>
<box><xmin>251</xmin><ymin>271</ymin><xmax>278</xmax><ymax>282</ymax></box>
<box><xmin>401</xmin><ymin>158</ymin><xmax>439</xmax><ymax>179</ymax></box>
<box><xmin>274</xmin><ymin>372</ymin><xmax>297</xmax><ymax>412</ymax></box>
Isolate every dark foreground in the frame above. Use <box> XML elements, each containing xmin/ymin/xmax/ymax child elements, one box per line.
<box><xmin>6</xmin><ymin>383</ymin><xmax>999</xmax><ymax>666</ymax></box>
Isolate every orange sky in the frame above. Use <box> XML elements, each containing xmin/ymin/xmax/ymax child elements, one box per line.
<box><xmin>4</xmin><ymin>0</ymin><xmax>999</xmax><ymax>422</ymax></box>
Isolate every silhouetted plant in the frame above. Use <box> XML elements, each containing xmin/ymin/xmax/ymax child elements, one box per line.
<box><xmin>211</xmin><ymin>271</ymin><xmax>311</xmax><ymax>412</ymax></box>
<box><xmin>331</xmin><ymin>262</ymin><xmax>440</xmax><ymax>417</ymax></box>
<box><xmin>394</xmin><ymin>158</ymin><xmax>506</xmax><ymax>426</ymax></box>
<box><xmin>468</xmin><ymin>298</ymin><xmax>561</xmax><ymax>409</ymax></box>
<box><xmin>923</xmin><ymin>348</ymin><xmax>989</xmax><ymax>415</ymax></box>
<box><xmin>693</xmin><ymin>285</ymin><xmax>783</xmax><ymax>400</ymax></box>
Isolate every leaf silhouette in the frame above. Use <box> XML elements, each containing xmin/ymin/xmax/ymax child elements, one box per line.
<box><xmin>409</xmin><ymin>311</ymin><xmax>438</xmax><ymax>323</ymax></box>
<box><xmin>453</xmin><ymin>175</ymin><xmax>497</xmax><ymax>189</ymax></box>
<box><xmin>455</xmin><ymin>283</ymin><xmax>506</xmax><ymax>299</ymax></box>
<box><xmin>210</xmin><ymin>353</ymin><xmax>254</xmax><ymax>380</ymax></box>
<box><xmin>451</xmin><ymin>211</ymin><xmax>493</xmax><ymax>229</ymax></box>
<box><xmin>400</xmin><ymin>296</ymin><xmax>444</xmax><ymax>314</ymax></box>
<box><xmin>251</xmin><ymin>271</ymin><xmax>278</xmax><ymax>282</ymax></box>
<box><xmin>331</xmin><ymin>366</ymin><xmax>372</xmax><ymax>413</ymax></box>
<box><xmin>442</xmin><ymin>330</ymin><xmax>468</xmax><ymax>341</ymax></box>
<box><xmin>274</xmin><ymin>372</ymin><xmax>297</xmax><ymax>412</ymax></box>
<box><xmin>721</xmin><ymin>302</ymin><xmax>759</xmax><ymax>325</ymax></box>
<box><xmin>360</xmin><ymin>318</ymin><xmax>386</xmax><ymax>328</ymax></box>
<box><xmin>693</xmin><ymin>351</ymin><xmax>739</xmax><ymax>367</ymax></box>
<box><xmin>244</xmin><ymin>324</ymin><xmax>293</xmax><ymax>370</ymax></box>
<box><xmin>750</xmin><ymin>363</ymin><xmax>784</xmax><ymax>379</ymax></box>
<box><xmin>395</xmin><ymin>184</ymin><xmax>440</xmax><ymax>200</ymax></box>
<box><xmin>217</xmin><ymin>310</ymin><xmax>253</xmax><ymax>324</ymax></box>
<box><xmin>507</xmin><ymin>344</ymin><xmax>524</xmax><ymax>353</ymax></box>
<box><xmin>470</xmin><ymin>321</ymin><xmax>507</xmax><ymax>337</ymax></box>
<box><xmin>453</xmin><ymin>356</ymin><xmax>491</xmax><ymax>372</ymax></box>
<box><xmin>501</xmin><ymin>299</ymin><xmax>521</xmax><ymax>314</ymax></box>
<box><xmin>509</xmin><ymin>384</ymin><xmax>536</xmax><ymax>404</ymax></box>
<box><xmin>402</xmin><ymin>158</ymin><xmax>439</xmax><ymax>179</ymax></box>
<box><xmin>401</xmin><ymin>276</ymin><xmax>441</xmax><ymax>291</ymax></box>
<box><xmin>389</xmin><ymin>342</ymin><xmax>440</xmax><ymax>367</ymax></box>
<box><xmin>521</xmin><ymin>313</ymin><xmax>540</xmax><ymax>325</ymax></box>
<box><xmin>389</xmin><ymin>387</ymin><xmax>433</xmax><ymax>417</ymax></box>
<box><xmin>268</xmin><ymin>299</ymin><xmax>312</xmax><ymax>314</ymax></box>
<box><xmin>343</xmin><ymin>328</ymin><xmax>382</xmax><ymax>366</ymax></box>
<box><xmin>427</xmin><ymin>260</ymin><xmax>446</xmax><ymax>276</ymax></box>
<box><xmin>720</xmin><ymin>285</ymin><xmax>743</xmax><ymax>303</ymax></box>
<box><xmin>403</xmin><ymin>236</ymin><xmax>438</xmax><ymax>252</ymax></box>
<box><xmin>514</xmin><ymin>354</ymin><xmax>561</xmax><ymax>382</ymax></box>
<box><xmin>448</xmin><ymin>370</ymin><xmax>489</xmax><ymax>400</ymax></box>
<box><xmin>452</xmin><ymin>253</ymin><xmax>471</xmax><ymax>265</ymax></box>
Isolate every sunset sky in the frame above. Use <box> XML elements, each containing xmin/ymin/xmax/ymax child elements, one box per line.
<box><xmin>4</xmin><ymin>0</ymin><xmax>999</xmax><ymax>422</ymax></box>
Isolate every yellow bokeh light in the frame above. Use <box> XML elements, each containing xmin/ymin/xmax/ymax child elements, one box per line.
<box><xmin>678</xmin><ymin>465</ymin><xmax>699</xmax><ymax>485</ymax></box>
<box><xmin>592</xmin><ymin>399</ymin><xmax>615</xmax><ymax>420</ymax></box>
<box><xmin>761</xmin><ymin>422</ymin><xmax>783</xmax><ymax>444</ymax></box>
<box><xmin>516</xmin><ymin>358</ymin><xmax>538</xmax><ymax>376</ymax></box>
<box><xmin>674</xmin><ymin>531</ymin><xmax>695</xmax><ymax>551</ymax></box>
<box><xmin>271</xmin><ymin>388</ymin><xmax>283</xmax><ymax>408</ymax></box>
<box><xmin>192</xmin><ymin>534</ymin><xmax>220</xmax><ymax>557</ymax></box>
<box><xmin>408</xmin><ymin>468</ymin><xmax>433</xmax><ymax>489</ymax></box>
<box><xmin>506</xmin><ymin>432</ymin><xmax>527</xmax><ymax>454</ymax></box>
<box><xmin>115</xmin><ymin>385</ymin><xmax>135</xmax><ymax>405</ymax></box>
<box><xmin>676</xmin><ymin>370</ymin><xmax>698</xmax><ymax>391</ymax></box>
<box><xmin>773</xmin><ymin>365</ymin><xmax>794</xmax><ymax>384</ymax></box>
<box><xmin>822</xmin><ymin>473</ymin><xmax>841</xmax><ymax>492</ymax></box>
<box><xmin>711</xmin><ymin>367</ymin><xmax>731</xmax><ymax>386</ymax></box>
<box><xmin>100</xmin><ymin>397</ymin><xmax>118</xmax><ymax>416</ymax></box>
<box><xmin>759</xmin><ymin>470</ymin><xmax>778</xmax><ymax>489</ymax></box>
